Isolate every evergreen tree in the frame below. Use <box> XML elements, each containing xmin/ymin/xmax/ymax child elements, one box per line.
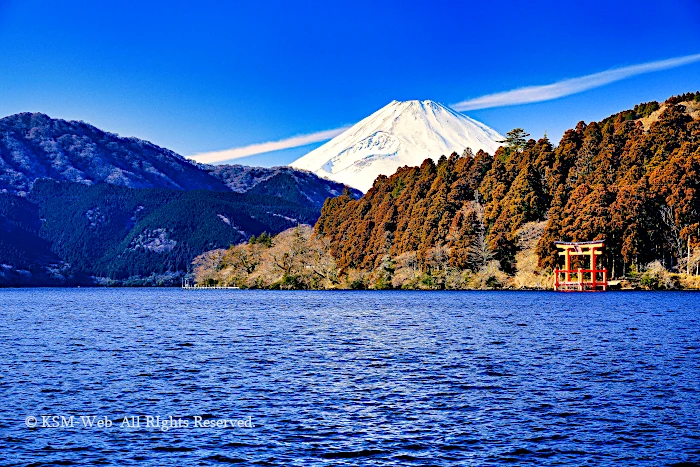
<box><xmin>498</xmin><ymin>128</ymin><xmax>530</xmax><ymax>153</ymax></box>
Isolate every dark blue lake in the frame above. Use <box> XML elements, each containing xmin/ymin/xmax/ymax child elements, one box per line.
<box><xmin>1</xmin><ymin>289</ymin><xmax>699</xmax><ymax>466</ymax></box>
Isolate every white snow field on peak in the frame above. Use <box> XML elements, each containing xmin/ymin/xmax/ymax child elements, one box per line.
<box><xmin>290</xmin><ymin>100</ymin><xmax>504</xmax><ymax>192</ymax></box>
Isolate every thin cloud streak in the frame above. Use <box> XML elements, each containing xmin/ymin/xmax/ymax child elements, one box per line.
<box><xmin>192</xmin><ymin>53</ymin><xmax>700</xmax><ymax>163</ymax></box>
<box><xmin>452</xmin><ymin>53</ymin><xmax>700</xmax><ymax>111</ymax></box>
<box><xmin>190</xmin><ymin>126</ymin><xmax>351</xmax><ymax>164</ymax></box>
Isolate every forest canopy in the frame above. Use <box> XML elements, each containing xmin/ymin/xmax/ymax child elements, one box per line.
<box><xmin>196</xmin><ymin>92</ymin><xmax>700</xmax><ymax>290</ymax></box>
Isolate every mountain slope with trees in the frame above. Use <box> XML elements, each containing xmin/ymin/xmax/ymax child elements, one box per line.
<box><xmin>0</xmin><ymin>112</ymin><xmax>361</xmax><ymax>286</ymax></box>
<box><xmin>0</xmin><ymin>192</ymin><xmax>90</xmax><ymax>286</ymax></box>
<box><xmin>308</xmin><ymin>92</ymin><xmax>700</xmax><ymax>288</ymax></box>
<box><xmin>0</xmin><ymin>112</ymin><xmax>360</xmax><ymax>207</ymax></box>
<box><xmin>0</xmin><ymin>112</ymin><xmax>226</xmax><ymax>194</ymax></box>
<box><xmin>0</xmin><ymin>180</ymin><xmax>320</xmax><ymax>285</ymax></box>
<box><xmin>204</xmin><ymin>164</ymin><xmax>362</xmax><ymax>206</ymax></box>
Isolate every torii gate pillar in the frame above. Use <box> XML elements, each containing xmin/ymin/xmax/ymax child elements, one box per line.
<box><xmin>554</xmin><ymin>240</ymin><xmax>607</xmax><ymax>291</ymax></box>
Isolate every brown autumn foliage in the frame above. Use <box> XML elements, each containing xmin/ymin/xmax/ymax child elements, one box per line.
<box><xmin>194</xmin><ymin>93</ymin><xmax>700</xmax><ymax>289</ymax></box>
<box><xmin>317</xmin><ymin>93</ymin><xmax>700</xmax><ymax>282</ymax></box>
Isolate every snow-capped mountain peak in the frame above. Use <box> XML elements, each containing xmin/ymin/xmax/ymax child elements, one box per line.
<box><xmin>290</xmin><ymin>100</ymin><xmax>503</xmax><ymax>191</ymax></box>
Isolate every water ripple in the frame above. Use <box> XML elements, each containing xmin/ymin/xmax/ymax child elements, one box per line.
<box><xmin>0</xmin><ymin>289</ymin><xmax>698</xmax><ymax>466</ymax></box>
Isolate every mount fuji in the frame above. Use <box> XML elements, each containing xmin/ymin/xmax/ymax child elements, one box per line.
<box><xmin>290</xmin><ymin>100</ymin><xmax>504</xmax><ymax>192</ymax></box>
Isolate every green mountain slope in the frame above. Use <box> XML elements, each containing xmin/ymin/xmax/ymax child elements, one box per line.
<box><xmin>0</xmin><ymin>180</ymin><xmax>318</xmax><ymax>285</ymax></box>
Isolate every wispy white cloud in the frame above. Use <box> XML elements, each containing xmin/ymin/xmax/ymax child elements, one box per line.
<box><xmin>190</xmin><ymin>126</ymin><xmax>350</xmax><ymax>164</ymax></box>
<box><xmin>452</xmin><ymin>53</ymin><xmax>700</xmax><ymax>111</ymax></box>
<box><xmin>191</xmin><ymin>53</ymin><xmax>700</xmax><ymax>163</ymax></box>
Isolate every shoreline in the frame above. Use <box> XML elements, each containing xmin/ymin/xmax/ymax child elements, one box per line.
<box><xmin>2</xmin><ymin>285</ymin><xmax>700</xmax><ymax>291</ymax></box>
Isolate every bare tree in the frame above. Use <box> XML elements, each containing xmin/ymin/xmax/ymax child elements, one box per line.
<box><xmin>467</xmin><ymin>224</ymin><xmax>493</xmax><ymax>270</ymax></box>
<box><xmin>660</xmin><ymin>205</ymin><xmax>684</xmax><ymax>268</ymax></box>
<box><xmin>425</xmin><ymin>244</ymin><xmax>451</xmax><ymax>273</ymax></box>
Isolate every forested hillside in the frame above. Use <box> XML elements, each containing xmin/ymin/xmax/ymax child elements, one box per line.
<box><xmin>0</xmin><ymin>112</ymin><xmax>360</xmax><ymax>207</ymax></box>
<box><xmin>310</xmin><ymin>92</ymin><xmax>700</xmax><ymax>288</ymax></box>
<box><xmin>0</xmin><ymin>112</ymin><xmax>362</xmax><ymax>286</ymax></box>
<box><xmin>204</xmin><ymin>164</ymin><xmax>362</xmax><ymax>206</ymax></box>
<box><xmin>0</xmin><ymin>193</ymin><xmax>90</xmax><ymax>286</ymax></box>
<box><xmin>0</xmin><ymin>180</ymin><xmax>320</xmax><ymax>285</ymax></box>
<box><xmin>0</xmin><ymin>112</ymin><xmax>226</xmax><ymax>194</ymax></box>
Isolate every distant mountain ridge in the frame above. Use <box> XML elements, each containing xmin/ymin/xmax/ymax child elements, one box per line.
<box><xmin>0</xmin><ymin>112</ymin><xmax>224</xmax><ymax>193</ymax></box>
<box><xmin>203</xmin><ymin>164</ymin><xmax>360</xmax><ymax>206</ymax></box>
<box><xmin>0</xmin><ymin>112</ymin><xmax>359</xmax><ymax>205</ymax></box>
<box><xmin>0</xmin><ymin>112</ymin><xmax>360</xmax><ymax>286</ymax></box>
<box><xmin>291</xmin><ymin>100</ymin><xmax>503</xmax><ymax>191</ymax></box>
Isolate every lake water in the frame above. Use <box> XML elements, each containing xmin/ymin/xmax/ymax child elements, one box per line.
<box><xmin>0</xmin><ymin>289</ymin><xmax>699</xmax><ymax>466</ymax></box>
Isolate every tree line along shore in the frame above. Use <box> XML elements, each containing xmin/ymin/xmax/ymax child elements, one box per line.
<box><xmin>193</xmin><ymin>93</ymin><xmax>700</xmax><ymax>290</ymax></box>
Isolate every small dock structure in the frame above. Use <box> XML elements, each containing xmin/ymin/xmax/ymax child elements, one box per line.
<box><xmin>181</xmin><ymin>278</ymin><xmax>240</xmax><ymax>290</ymax></box>
<box><xmin>554</xmin><ymin>240</ymin><xmax>608</xmax><ymax>291</ymax></box>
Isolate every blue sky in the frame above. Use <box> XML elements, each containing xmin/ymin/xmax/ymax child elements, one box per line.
<box><xmin>1</xmin><ymin>0</ymin><xmax>699</xmax><ymax>166</ymax></box>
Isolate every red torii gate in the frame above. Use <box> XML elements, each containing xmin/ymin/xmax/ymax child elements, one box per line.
<box><xmin>553</xmin><ymin>240</ymin><xmax>608</xmax><ymax>291</ymax></box>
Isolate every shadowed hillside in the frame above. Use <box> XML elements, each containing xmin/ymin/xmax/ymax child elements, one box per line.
<box><xmin>0</xmin><ymin>113</ymin><xmax>361</xmax><ymax>286</ymax></box>
<box><xmin>22</xmin><ymin>180</ymin><xmax>319</xmax><ymax>283</ymax></box>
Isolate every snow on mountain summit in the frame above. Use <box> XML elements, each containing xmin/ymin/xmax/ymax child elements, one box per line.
<box><xmin>290</xmin><ymin>100</ymin><xmax>504</xmax><ymax>191</ymax></box>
